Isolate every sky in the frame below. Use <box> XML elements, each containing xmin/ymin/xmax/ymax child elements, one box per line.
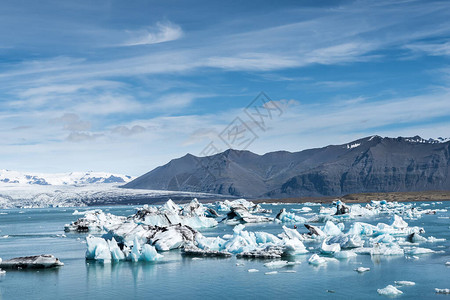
<box><xmin>1</xmin><ymin>0</ymin><xmax>450</xmax><ymax>176</ymax></box>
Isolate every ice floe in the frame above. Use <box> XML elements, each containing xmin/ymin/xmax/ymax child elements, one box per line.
<box><xmin>355</xmin><ymin>267</ymin><xmax>370</xmax><ymax>273</ymax></box>
<box><xmin>0</xmin><ymin>255</ymin><xmax>64</xmax><ymax>269</ymax></box>
<box><xmin>435</xmin><ymin>288</ymin><xmax>450</xmax><ymax>294</ymax></box>
<box><xmin>394</xmin><ymin>281</ymin><xmax>415</xmax><ymax>286</ymax></box>
<box><xmin>377</xmin><ymin>285</ymin><xmax>403</xmax><ymax>296</ymax></box>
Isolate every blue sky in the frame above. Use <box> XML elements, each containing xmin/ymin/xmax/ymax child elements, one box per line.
<box><xmin>1</xmin><ymin>0</ymin><xmax>450</xmax><ymax>175</ymax></box>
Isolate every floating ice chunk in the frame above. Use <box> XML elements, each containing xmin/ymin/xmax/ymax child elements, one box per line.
<box><xmin>446</xmin><ymin>261</ymin><xmax>450</xmax><ymax>266</ymax></box>
<box><xmin>427</xmin><ymin>236</ymin><xmax>445</xmax><ymax>243</ymax></box>
<box><xmin>108</xmin><ymin>238</ymin><xmax>125</xmax><ymax>261</ymax></box>
<box><xmin>248</xmin><ymin>269</ymin><xmax>259</xmax><ymax>272</ymax></box>
<box><xmin>141</xmin><ymin>244</ymin><xmax>163</xmax><ymax>261</ymax></box>
<box><xmin>435</xmin><ymin>288</ymin><xmax>450</xmax><ymax>294</ymax></box>
<box><xmin>304</xmin><ymin>224</ymin><xmax>326</xmax><ymax>237</ymax></box>
<box><xmin>265</xmin><ymin>271</ymin><xmax>278</xmax><ymax>275</ymax></box>
<box><xmin>303</xmin><ymin>202</ymin><xmax>321</xmax><ymax>206</ymax></box>
<box><xmin>404</xmin><ymin>247</ymin><xmax>434</xmax><ymax>255</ymax></box>
<box><xmin>371</xmin><ymin>234</ymin><xmax>396</xmax><ymax>245</ymax></box>
<box><xmin>130</xmin><ymin>238</ymin><xmax>141</xmax><ymax>262</ymax></box>
<box><xmin>334</xmin><ymin>250</ymin><xmax>357</xmax><ymax>259</ymax></box>
<box><xmin>223</xmin><ymin>204</ymin><xmax>272</xmax><ymax>224</ymax></box>
<box><xmin>394</xmin><ymin>281</ymin><xmax>415</xmax><ymax>286</ymax></box>
<box><xmin>321</xmin><ymin>240</ymin><xmax>341</xmax><ymax>254</ymax></box>
<box><xmin>264</xmin><ymin>260</ymin><xmax>288</xmax><ymax>269</ymax></box>
<box><xmin>0</xmin><ymin>269</ymin><xmax>5</xmax><ymax>275</ymax></box>
<box><xmin>233</xmin><ymin>224</ymin><xmax>246</xmax><ymax>234</ymax></box>
<box><xmin>348</xmin><ymin>222</ymin><xmax>377</xmax><ymax>236</ymax></box>
<box><xmin>322</xmin><ymin>221</ymin><xmax>342</xmax><ymax>236</ymax></box>
<box><xmin>371</xmin><ymin>243</ymin><xmax>404</xmax><ymax>256</ymax></box>
<box><xmin>275</xmin><ymin>208</ymin><xmax>306</xmax><ymax>223</ymax></box>
<box><xmin>308</xmin><ymin>254</ymin><xmax>326</xmax><ymax>265</ymax></box>
<box><xmin>282</xmin><ymin>225</ymin><xmax>303</xmax><ymax>241</ymax></box>
<box><xmin>281</xmin><ymin>270</ymin><xmax>297</xmax><ymax>273</ymax></box>
<box><xmin>86</xmin><ymin>235</ymin><xmax>111</xmax><ymax>262</ymax></box>
<box><xmin>196</xmin><ymin>235</ymin><xmax>226</xmax><ymax>251</ymax></box>
<box><xmin>297</xmin><ymin>207</ymin><xmax>312</xmax><ymax>212</ymax></box>
<box><xmin>407</xmin><ymin>232</ymin><xmax>427</xmax><ymax>243</ymax></box>
<box><xmin>237</xmin><ymin>246</ymin><xmax>284</xmax><ymax>258</ymax></box>
<box><xmin>377</xmin><ymin>285</ymin><xmax>403</xmax><ymax>296</ymax></box>
<box><xmin>255</xmin><ymin>231</ymin><xmax>281</xmax><ymax>244</ymax></box>
<box><xmin>391</xmin><ymin>215</ymin><xmax>408</xmax><ymax>229</ymax></box>
<box><xmin>328</xmin><ymin>234</ymin><xmax>364</xmax><ymax>248</ymax></box>
<box><xmin>355</xmin><ymin>267</ymin><xmax>370</xmax><ymax>273</ymax></box>
<box><xmin>0</xmin><ymin>255</ymin><xmax>64</xmax><ymax>269</ymax></box>
<box><xmin>160</xmin><ymin>199</ymin><xmax>181</xmax><ymax>214</ymax></box>
<box><xmin>283</xmin><ymin>238</ymin><xmax>309</xmax><ymax>255</ymax></box>
<box><xmin>182</xmin><ymin>244</ymin><xmax>232</xmax><ymax>257</ymax></box>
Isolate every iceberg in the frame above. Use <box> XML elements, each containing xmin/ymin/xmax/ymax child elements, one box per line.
<box><xmin>394</xmin><ymin>281</ymin><xmax>415</xmax><ymax>286</ymax></box>
<box><xmin>355</xmin><ymin>267</ymin><xmax>370</xmax><ymax>273</ymax></box>
<box><xmin>404</xmin><ymin>247</ymin><xmax>434</xmax><ymax>255</ymax></box>
<box><xmin>304</xmin><ymin>224</ymin><xmax>326</xmax><ymax>238</ymax></box>
<box><xmin>435</xmin><ymin>288</ymin><xmax>450</xmax><ymax>294</ymax></box>
<box><xmin>248</xmin><ymin>269</ymin><xmax>259</xmax><ymax>272</ymax></box>
<box><xmin>275</xmin><ymin>208</ymin><xmax>306</xmax><ymax>223</ymax></box>
<box><xmin>308</xmin><ymin>254</ymin><xmax>327</xmax><ymax>265</ymax></box>
<box><xmin>182</xmin><ymin>245</ymin><xmax>232</xmax><ymax>257</ymax></box>
<box><xmin>237</xmin><ymin>246</ymin><xmax>284</xmax><ymax>259</ymax></box>
<box><xmin>264</xmin><ymin>260</ymin><xmax>288</xmax><ymax>269</ymax></box>
<box><xmin>0</xmin><ymin>255</ymin><xmax>64</xmax><ymax>269</ymax></box>
<box><xmin>65</xmin><ymin>210</ymin><xmax>126</xmax><ymax>232</ymax></box>
<box><xmin>320</xmin><ymin>240</ymin><xmax>341</xmax><ymax>254</ymax></box>
<box><xmin>222</xmin><ymin>204</ymin><xmax>272</xmax><ymax>224</ymax></box>
<box><xmin>86</xmin><ymin>235</ymin><xmax>163</xmax><ymax>262</ymax></box>
<box><xmin>334</xmin><ymin>250</ymin><xmax>357</xmax><ymax>259</ymax></box>
<box><xmin>265</xmin><ymin>271</ymin><xmax>278</xmax><ymax>275</ymax></box>
<box><xmin>322</xmin><ymin>221</ymin><xmax>342</xmax><ymax>236</ymax></box>
<box><xmin>371</xmin><ymin>243</ymin><xmax>404</xmax><ymax>256</ymax></box>
<box><xmin>327</xmin><ymin>234</ymin><xmax>364</xmax><ymax>248</ymax></box>
<box><xmin>281</xmin><ymin>225</ymin><xmax>303</xmax><ymax>240</ymax></box>
<box><xmin>377</xmin><ymin>285</ymin><xmax>403</xmax><ymax>296</ymax></box>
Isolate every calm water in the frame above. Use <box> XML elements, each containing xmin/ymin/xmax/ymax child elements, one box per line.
<box><xmin>0</xmin><ymin>202</ymin><xmax>449</xmax><ymax>299</ymax></box>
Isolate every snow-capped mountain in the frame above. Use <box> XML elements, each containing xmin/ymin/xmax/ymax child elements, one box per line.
<box><xmin>0</xmin><ymin>170</ymin><xmax>134</xmax><ymax>186</ymax></box>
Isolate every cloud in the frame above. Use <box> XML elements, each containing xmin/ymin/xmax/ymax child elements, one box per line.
<box><xmin>51</xmin><ymin>113</ymin><xmax>91</xmax><ymax>131</ymax></box>
<box><xmin>111</xmin><ymin>125</ymin><xmax>146</xmax><ymax>137</ymax></box>
<box><xmin>122</xmin><ymin>22</ymin><xmax>183</xmax><ymax>46</ymax></box>
<box><xmin>404</xmin><ymin>41</ymin><xmax>450</xmax><ymax>57</ymax></box>
<box><xmin>66</xmin><ymin>132</ymin><xmax>103</xmax><ymax>142</ymax></box>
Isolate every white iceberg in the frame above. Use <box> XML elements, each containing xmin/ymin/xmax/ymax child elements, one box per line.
<box><xmin>435</xmin><ymin>288</ymin><xmax>450</xmax><ymax>294</ymax></box>
<box><xmin>355</xmin><ymin>267</ymin><xmax>370</xmax><ymax>273</ymax></box>
<box><xmin>377</xmin><ymin>285</ymin><xmax>403</xmax><ymax>296</ymax></box>
<box><xmin>394</xmin><ymin>281</ymin><xmax>415</xmax><ymax>286</ymax></box>
<box><xmin>308</xmin><ymin>254</ymin><xmax>327</xmax><ymax>265</ymax></box>
<box><xmin>264</xmin><ymin>260</ymin><xmax>288</xmax><ymax>269</ymax></box>
<box><xmin>321</xmin><ymin>240</ymin><xmax>341</xmax><ymax>254</ymax></box>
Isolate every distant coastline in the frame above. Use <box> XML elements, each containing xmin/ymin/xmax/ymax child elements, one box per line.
<box><xmin>252</xmin><ymin>190</ymin><xmax>450</xmax><ymax>204</ymax></box>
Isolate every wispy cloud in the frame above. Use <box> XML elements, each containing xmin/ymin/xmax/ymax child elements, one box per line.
<box><xmin>1</xmin><ymin>0</ymin><xmax>450</xmax><ymax>174</ymax></box>
<box><xmin>122</xmin><ymin>22</ymin><xmax>183</xmax><ymax>46</ymax></box>
<box><xmin>404</xmin><ymin>41</ymin><xmax>450</xmax><ymax>57</ymax></box>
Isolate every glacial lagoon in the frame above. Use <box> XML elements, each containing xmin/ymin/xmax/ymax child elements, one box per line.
<box><xmin>0</xmin><ymin>200</ymin><xmax>449</xmax><ymax>299</ymax></box>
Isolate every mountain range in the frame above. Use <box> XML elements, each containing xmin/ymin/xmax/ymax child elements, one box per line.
<box><xmin>0</xmin><ymin>170</ymin><xmax>133</xmax><ymax>186</ymax></box>
<box><xmin>123</xmin><ymin>135</ymin><xmax>450</xmax><ymax>198</ymax></box>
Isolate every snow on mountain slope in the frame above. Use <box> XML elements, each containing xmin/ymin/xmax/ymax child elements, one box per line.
<box><xmin>0</xmin><ymin>170</ymin><xmax>134</xmax><ymax>186</ymax></box>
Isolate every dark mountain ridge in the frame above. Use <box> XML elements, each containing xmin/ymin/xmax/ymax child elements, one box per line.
<box><xmin>123</xmin><ymin>135</ymin><xmax>450</xmax><ymax>198</ymax></box>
